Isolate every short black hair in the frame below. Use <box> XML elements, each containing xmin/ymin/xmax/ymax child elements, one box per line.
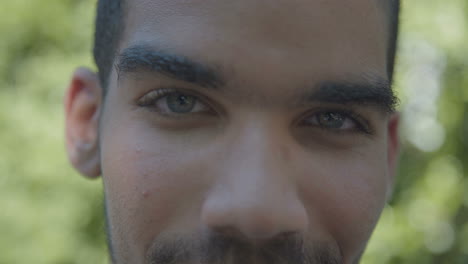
<box><xmin>93</xmin><ymin>0</ymin><xmax>124</xmax><ymax>91</ymax></box>
<box><xmin>93</xmin><ymin>0</ymin><xmax>400</xmax><ymax>91</ymax></box>
<box><xmin>385</xmin><ymin>0</ymin><xmax>401</xmax><ymax>84</ymax></box>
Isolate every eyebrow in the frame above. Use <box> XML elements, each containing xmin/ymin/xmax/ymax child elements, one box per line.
<box><xmin>306</xmin><ymin>78</ymin><xmax>398</xmax><ymax>113</ymax></box>
<box><xmin>116</xmin><ymin>44</ymin><xmax>224</xmax><ymax>89</ymax></box>
<box><xmin>116</xmin><ymin>45</ymin><xmax>397</xmax><ymax>113</ymax></box>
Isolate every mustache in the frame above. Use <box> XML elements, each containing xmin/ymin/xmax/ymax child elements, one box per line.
<box><xmin>146</xmin><ymin>232</ymin><xmax>342</xmax><ymax>264</ymax></box>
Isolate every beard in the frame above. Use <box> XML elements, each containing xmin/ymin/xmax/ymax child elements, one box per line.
<box><xmin>144</xmin><ymin>231</ymin><xmax>342</xmax><ymax>264</ymax></box>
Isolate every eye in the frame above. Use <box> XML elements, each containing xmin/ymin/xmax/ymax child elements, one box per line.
<box><xmin>137</xmin><ymin>88</ymin><xmax>212</xmax><ymax>116</ymax></box>
<box><xmin>301</xmin><ymin>110</ymin><xmax>370</xmax><ymax>133</ymax></box>
<box><xmin>165</xmin><ymin>93</ymin><xmax>198</xmax><ymax>113</ymax></box>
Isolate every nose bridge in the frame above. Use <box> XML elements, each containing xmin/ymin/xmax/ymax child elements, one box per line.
<box><xmin>233</xmin><ymin>119</ymin><xmax>290</xmax><ymax>194</ymax></box>
<box><xmin>223</xmin><ymin>114</ymin><xmax>291</xmax><ymax>199</ymax></box>
<box><xmin>201</xmin><ymin>116</ymin><xmax>308</xmax><ymax>240</ymax></box>
<box><xmin>230</xmin><ymin>115</ymin><xmax>284</xmax><ymax>173</ymax></box>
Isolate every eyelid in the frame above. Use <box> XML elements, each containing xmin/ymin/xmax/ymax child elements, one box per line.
<box><xmin>299</xmin><ymin>108</ymin><xmax>373</xmax><ymax>135</ymax></box>
<box><xmin>136</xmin><ymin>86</ymin><xmax>221</xmax><ymax>116</ymax></box>
<box><xmin>137</xmin><ymin>87</ymin><xmax>184</xmax><ymax>106</ymax></box>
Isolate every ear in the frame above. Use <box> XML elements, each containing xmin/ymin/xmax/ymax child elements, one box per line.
<box><xmin>386</xmin><ymin>113</ymin><xmax>400</xmax><ymax>198</ymax></box>
<box><xmin>64</xmin><ymin>67</ymin><xmax>102</xmax><ymax>178</ymax></box>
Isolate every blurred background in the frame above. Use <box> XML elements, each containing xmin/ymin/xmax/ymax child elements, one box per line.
<box><xmin>0</xmin><ymin>0</ymin><xmax>467</xmax><ymax>263</ymax></box>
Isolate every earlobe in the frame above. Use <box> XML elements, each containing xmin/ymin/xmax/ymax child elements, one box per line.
<box><xmin>64</xmin><ymin>67</ymin><xmax>103</xmax><ymax>178</ymax></box>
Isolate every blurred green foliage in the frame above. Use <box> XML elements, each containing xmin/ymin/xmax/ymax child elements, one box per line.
<box><xmin>0</xmin><ymin>0</ymin><xmax>467</xmax><ymax>263</ymax></box>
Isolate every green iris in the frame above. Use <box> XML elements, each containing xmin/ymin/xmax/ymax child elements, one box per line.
<box><xmin>166</xmin><ymin>93</ymin><xmax>196</xmax><ymax>113</ymax></box>
<box><xmin>317</xmin><ymin>112</ymin><xmax>345</xmax><ymax>129</ymax></box>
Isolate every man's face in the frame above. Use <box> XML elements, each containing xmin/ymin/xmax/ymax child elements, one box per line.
<box><xmin>66</xmin><ymin>0</ymin><xmax>399</xmax><ymax>263</ymax></box>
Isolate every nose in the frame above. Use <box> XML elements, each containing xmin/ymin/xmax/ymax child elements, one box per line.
<box><xmin>200</xmin><ymin>122</ymin><xmax>308</xmax><ymax>242</ymax></box>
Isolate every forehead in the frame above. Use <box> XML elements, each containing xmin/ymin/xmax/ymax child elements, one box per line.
<box><xmin>121</xmin><ymin>0</ymin><xmax>388</xmax><ymax>83</ymax></box>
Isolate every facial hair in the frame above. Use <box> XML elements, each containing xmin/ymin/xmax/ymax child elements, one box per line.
<box><xmin>145</xmin><ymin>231</ymin><xmax>342</xmax><ymax>264</ymax></box>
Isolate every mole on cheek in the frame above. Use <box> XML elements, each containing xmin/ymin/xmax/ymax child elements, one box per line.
<box><xmin>142</xmin><ymin>190</ymin><xmax>151</xmax><ymax>199</ymax></box>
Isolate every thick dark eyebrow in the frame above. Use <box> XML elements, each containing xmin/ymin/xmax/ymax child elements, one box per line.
<box><xmin>305</xmin><ymin>77</ymin><xmax>398</xmax><ymax>113</ymax></box>
<box><xmin>116</xmin><ymin>44</ymin><xmax>224</xmax><ymax>89</ymax></box>
<box><xmin>117</xmin><ymin>45</ymin><xmax>397</xmax><ymax>112</ymax></box>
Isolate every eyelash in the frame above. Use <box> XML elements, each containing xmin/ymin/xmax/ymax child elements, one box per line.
<box><xmin>137</xmin><ymin>88</ymin><xmax>372</xmax><ymax>134</ymax></box>
<box><xmin>137</xmin><ymin>87</ymin><xmax>213</xmax><ymax>115</ymax></box>
<box><xmin>138</xmin><ymin>87</ymin><xmax>181</xmax><ymax>106</ymax></box>
<box><xmin>300</xmin><ymin>109</ymin><xmax>372</xmax><ymax>135</ymax></box>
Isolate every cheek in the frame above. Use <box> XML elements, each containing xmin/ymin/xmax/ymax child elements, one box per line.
<box><xmin>297</xmin><ymin>145</ymin><xmax>389</xmax><ymax>259</ymax></box>
<box><xmin>100</xmin><ymin>118</ymin><xmax>212</xmax><ymax>257</ymax></box>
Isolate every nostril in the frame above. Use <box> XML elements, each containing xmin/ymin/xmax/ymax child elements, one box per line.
<box><xmin>202</xmin><ymin>204</ymin><xmax>308</xmax><ymax>244</ymax></box>
<box><xmin>210</xmin><ymin>226</ymin><xmax>249</xmax><ymax>242</ymax></box>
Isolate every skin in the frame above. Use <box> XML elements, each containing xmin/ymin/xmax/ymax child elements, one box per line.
<box><xmin>65</xmin><ymin>0</ymin><xmax>400</xmax><ymax>263</ymax></box>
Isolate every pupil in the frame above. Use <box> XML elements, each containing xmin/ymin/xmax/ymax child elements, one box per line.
<box><xmin>319</xmin><ymin>112</ymin><xmax>344</xmax><ymax>128</ymax></box>
<box><xmin>167</xmin><ymin>93</ymin><xmax>196</xmax><ymax>113</ymax></box>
